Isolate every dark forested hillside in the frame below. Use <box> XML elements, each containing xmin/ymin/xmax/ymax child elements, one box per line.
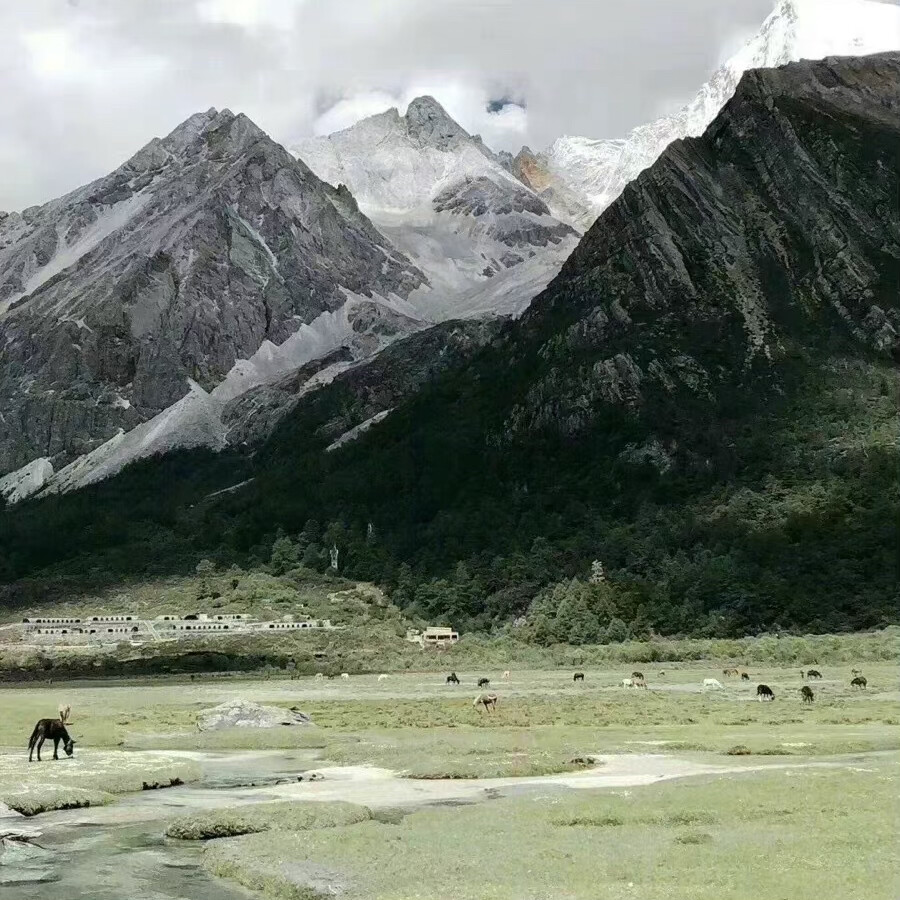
<box><xmin>2</xmin><ymin>54</ymin><xmax>898</xmax><ymax>638</ymax></box>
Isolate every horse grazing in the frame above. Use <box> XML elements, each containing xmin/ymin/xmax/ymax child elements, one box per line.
<box><xmin>477</xmin><ymin>678</ymin><xmax>491</xmax><ymax>688</ymax></box>
<box><xmin>474</xmin><ymin>693</ymin><xmax>498</xmax><ymax>713</ymax></box>
<box><xmin>573</xmin><ymin>672</ymin><xmax>585</xmax><ymax>682</ymax></box>
<box><xmin>621</xmin><ymin>678</ymin><xmax>634</xmax><ymax>688</ymax></box>
<box><xmin>631</xmin><ymin>671</ymin><xmax>645</xmax><ymax>682</ymax></box>
<box><xmin>806</xmin><ymin>669</ymin><xmax>823</xmax><ymax>679</ymax></box>
<box><xmin>800</xmin><ymin>686</ymin><xmax>814</xmax><ymax>703</ymax></box>
<box><xmin>756</xmin><ymin>684</ymin><xmax>775</xmax><ymax>701</ymax></box>
<box><xmin>722</xmin><ymin>668</ymin><xmax>739</xmax><ymax>677</ymax></box>
<box><xmin>501</xmin><ymin>671</ymin><xmax>510</xmax><ymax>681</ymax></box>
<box><xmin>446</xmin><ymin>672</ymin><xmax>460</xmax><ymax>685</ymax></box>
<box><xmin>377</xmin><ymin>674</ymin><xmax>389</xmax><ymax>682</ymax></box>
<box><xmin>340</xmin><ymin>673</ymin><xmax>350</xmax><ymax>680</ymax></box>
<box><xmin>740</xmin><ymin>672</ymin><xmax>750</xmax><ymax>681</ymax></box>
<box><xmin>28</xmin><ymin>719</ymin><xmax>75</xmax><ymax>762</ymax></box>
<box><xmin>703</xmin><ymin>678</ymin><xmax>724</xmax><ymax>690</ymax></box>
<box><xmin>851</xmin><ymin>676</ymin><xmax>867</xmax><ymax>689</ymax></box>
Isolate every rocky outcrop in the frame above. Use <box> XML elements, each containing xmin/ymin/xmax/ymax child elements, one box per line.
<box><xmin>0</xmin><ymin>109</ymin><xmax>425</xmax><ymax>476</ymax></box>
<box><xmin>197</xmin><ymin>699</ymin><xmax>312</xmax><ymax>730</ymax></box>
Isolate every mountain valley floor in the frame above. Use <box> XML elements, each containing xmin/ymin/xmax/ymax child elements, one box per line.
<box><xmin>0</xmin><ymin>654</ymin><xmax>896</xmax><ymax>899</ymax></box>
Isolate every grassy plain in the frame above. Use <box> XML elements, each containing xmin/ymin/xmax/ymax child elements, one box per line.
<box><xmin>0</xmin><ymin>643</ymin><xmax>896</xmax><ymax>897</ymax></box>
<box><xmin>203</xmin><ymin>759</ymin><xmax>899</xmax><ymax>900</ymax></box>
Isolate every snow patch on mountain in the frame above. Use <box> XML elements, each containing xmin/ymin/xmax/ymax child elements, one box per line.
<box><xmin>212</xmin><ymin>292</ymin><xmax>424</xmax><ymax>404</ymax></box>
<box><xmin>43</xmin><ymin>381</ymin><xmax>227</xmax><ymax>495</ymax></box>
<box><xmin>0</xmin><ymin>457</ymin><xmax>54</xmax><ymax>503</ymax></box>
<box><xmin>326</xmin><ymin>408</ymin><xmax>394</xmax><ymax>452</ymax></box>
<box><xmin>0</xmin><ymin>192</ymin><xmax>152</xmax><ymax>316</ymax></box>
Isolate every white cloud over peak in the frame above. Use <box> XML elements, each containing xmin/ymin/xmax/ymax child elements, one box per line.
<box><xmin>0</xmin><ymin>0</ymin><xmax>781</xmax><ymax>210</ymax></box>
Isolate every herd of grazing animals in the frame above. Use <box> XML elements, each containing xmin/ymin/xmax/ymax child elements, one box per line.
<box><xmin>20</xmin><ymin>668</ymin><xmax>871</xmax><ymax>760</ymax></box>
<box><xmin>444</xmin><ymin>667</ymin><xmax>869</xmax><ymax>712</ymax></box>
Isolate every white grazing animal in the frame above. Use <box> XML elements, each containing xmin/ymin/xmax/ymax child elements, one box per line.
<box><xmin>314</xmin><ymin>673</ymin><xmax>324</xmax><ymax>680</ymax></box>
<box><xmin>501</xmin><ymin>671</ymin><xmax>510</xmax><ymax>681</ymax></box>
<box><xmin>377</xmin><ymin>674</ymin><xmax>389</xmax><ymax>681</ymax></box>
<box><xmin>703</xmin><ymin>678</ymin><xmax>724</xmax><ymax>690</ymax></box>
<box><xmin>621</xmin><ymin>678</ymin><xmax>633</xmax><ymax>688</ymax></box>
<box><xmin>341</xmin><ymin>673</ymin><xmax>350</xmax><ymax>680</ymax></box>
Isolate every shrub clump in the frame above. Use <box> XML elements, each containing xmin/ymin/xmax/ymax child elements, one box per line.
<box><xmin>674</xmin><ymin>830</ymin><xmax>714</xmax><ymax>845</ymax></box>
<box><xmin>725</xmin><ymin>745</ymin><xmax>753</xmax><ymax>756</ymax></box>
<box><xmin>166</xmin><ymin>800</ymin><xmax>371</xmax><ymax>840</ymax></box>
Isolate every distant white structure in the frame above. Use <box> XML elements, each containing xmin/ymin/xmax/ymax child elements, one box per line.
<box><xmin>329</xmin><ymin>544</ymin><xmax>340</xmax><ymax>570</ymax></box>
<box><xmin>589</xmin><ymin>560</ymin><xmax>605</xmax><ymax>584</ymax></box>
<box><xmin>18</xmin><ymin>609</ymin><xmax>339</xmax><ymax>645</ymax></box>
<box><xmin>406</xmin><ymin>625</ymin><xmax>459</xmax><ymax>649</ymax></box>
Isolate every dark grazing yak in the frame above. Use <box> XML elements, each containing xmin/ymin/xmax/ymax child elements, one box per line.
<box><xmin>28</xmin><ymin>718</ymin><xmax>76</xmax><ymax>762</ymax></box>
<box><xmin>800</xmin><ymin>686</ymin><xmax>815</xmax><ymax>703</ymax></box>
<box><xmin>756</xmin><ymin>684</ymin><xmax>775</xmax><ymax>702</ymax></box>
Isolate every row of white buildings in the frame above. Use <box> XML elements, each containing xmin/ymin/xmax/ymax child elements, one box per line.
<box><xmin>18</xmin><ymin>612</ymin><xmax>337</xmax><ymax>644</ymax></box>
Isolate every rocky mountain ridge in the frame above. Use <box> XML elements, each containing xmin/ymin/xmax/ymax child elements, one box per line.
<box><xmin>0</xmin><ymin>107</ymin><xmax>429</xmax><ymax>494</ymax></box>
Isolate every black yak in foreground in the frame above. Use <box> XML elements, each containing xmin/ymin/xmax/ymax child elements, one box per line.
<box><xmin>28</xmin><ymin>719</ymin><xmax>75</xmax><ymax>762</ymax></box>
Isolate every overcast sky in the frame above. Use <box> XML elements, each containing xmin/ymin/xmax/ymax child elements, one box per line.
<box><xmin>0</xmin><ymin>0</ymin><xmax>783</xmax><ymax>210</ymax></box>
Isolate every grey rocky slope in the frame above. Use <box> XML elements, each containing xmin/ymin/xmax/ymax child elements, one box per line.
<box><xmin>0</xmin><ymin>108</ymin><xmax>425</xmax><ymax>482</ymax></box>
<box><xmin>224</xmin><ymin>317</ymin><xmax>502</xmax><ymax>448</ymax></box>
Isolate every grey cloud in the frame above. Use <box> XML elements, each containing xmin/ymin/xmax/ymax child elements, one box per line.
<box><xmin>2</xmin><ymin>0</ymin><xmax>784</xmax><ymax>209</ymax></box>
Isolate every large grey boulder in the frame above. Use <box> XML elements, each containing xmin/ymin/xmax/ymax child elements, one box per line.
<box><xmin>197</xmin><ymin>699</ymin><xmax>312</xmax><ymax>731</ymax></box>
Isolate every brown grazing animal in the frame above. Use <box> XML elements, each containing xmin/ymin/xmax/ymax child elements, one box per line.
<box><xmin>851</xmin><ymin>676</ymin><xmax>867</xmax><ymax>689</ymax></box>
<box><xmin>800</xmin><ymin>686</ymin><xmax>814</xmax><ymax>703</ymax></box>
<box><xmin>631</xmin><ymin>671</ymin><xmax>645</xmax><ymax>682</ymax></box>
<box><xmin>723</xmin><ymin>668</ymin><xmax>739</xmax><ymax>677</ymax></box>
<box><xmin>740</xmin><ymin>672</ymin><xmax>750</xmax><ymax>681</ymax></box>
<box><xmin>28</xmin><ymin>719</ymin><xmax>75</xmax><ymax>762</ymax></box>
<box><xmin>807</xmin><ymin>669</ymin><xmax>823</xmax><ymax>679</ymax></box>
<box><xmin>474</xmin><ymin>693</ymin><xmax>498</xmax><ymax>712</ymax></box>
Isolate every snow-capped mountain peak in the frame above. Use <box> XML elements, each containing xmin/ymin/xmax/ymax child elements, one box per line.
<box><xmin>292</xmin><ymin>95</ymin><xmax>578</xmax><ymax>323</ymax></box>
<box><xmin>534</xmin><ymin>0</ymin><xmax>900</xmax><ymax>228</ymax></box>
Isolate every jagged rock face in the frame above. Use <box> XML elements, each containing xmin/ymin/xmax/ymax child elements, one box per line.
<box><xmin>229</xmin><ymin>318</ymin><xmax>502</xmax><ymax>448</ymax></box>
<box><xmin>524</xmin><ymin>0</ymin><xmax>900</xmax><ymax>229</ymax></box>
<box><xmin>0</xmin><ymin>109</ymin><xmax>424</xmax><ymax>475</ymax></box>
<box><xmin>506</xmin><ymin>54</ymin><xmax>900</xmax><ymax>440</ymax></box>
